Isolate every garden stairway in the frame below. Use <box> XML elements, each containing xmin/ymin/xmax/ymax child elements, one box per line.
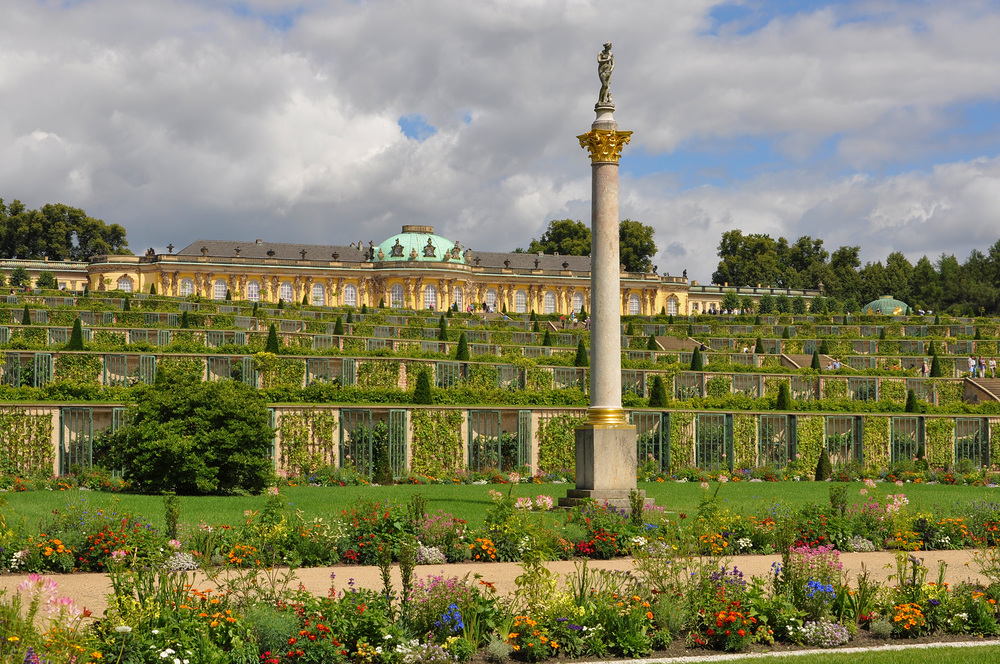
<box><xmin>782</xmin><ymin>353</ymin><xmax>834</xmax><ymax>369</ymax></box>
<box><xmin>651</xmin><ymin>336</ymin><xmax>698</xmax><ymax>352</ymax></box>
<box><xmin>967</xmin><ymin>377</ymin><xmax>1000</xmax><ymax>402</ymax></box>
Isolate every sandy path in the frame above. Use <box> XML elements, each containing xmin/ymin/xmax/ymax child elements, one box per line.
<box><xmin>1</xmin><ymin>550</ymin><xmax>990</xmax><ymax>618</ymax></box>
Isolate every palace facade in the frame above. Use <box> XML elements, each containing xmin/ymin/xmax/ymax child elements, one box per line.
<box><xmin>6</xmin><ymin>225</ymin><xmax>820</xmax><ymax>316</ymax></box>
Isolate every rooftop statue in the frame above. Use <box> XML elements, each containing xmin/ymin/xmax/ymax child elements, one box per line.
<box><xmin>598</xmin><ymin>41</ymin><xmax>614</xmax><ymax>105</ymax></box>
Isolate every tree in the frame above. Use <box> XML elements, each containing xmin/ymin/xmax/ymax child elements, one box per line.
<box><xmin>811</xmin><ymin>350</ymin><xmax>821</xmax><ymax>370</ymax></box>
<box><xmin>819</xmin><ymin>339</ymin><xmax>830</xmax><ymax>354</ymax></box>
<box><xmin>522</xmin><ymin>219</ymin><xmax>591</xmax><ymax>255</ymax></box>
<box><xmin>791</xmin><ymin>296</ymin><xmax>807</xmax><ymax>315</ymax></box>
<box><xmin>0</xmin><ymin>199</ymin><xmax>130</xmax><ymax>260</ymax></box>
<box><xmin>775</xmin><ymin>294</ymin><xmax>790</xmax><ymax>313</ymax></box>
<box><xmin>739</xmin><ymin>295</ymin><xmax>754</xmax><ymax>314</ymax></box>
<box><xmin>541</xmin><ymin>329</ymin><xmax>552</xmax><ymax>346</ymax></box>
<box><xmin>413</xmin><ymin>370</ymin><xmax>433</xmax><ymax>405</ymax></box>
<box><xmin>648</xmin><ymin>375</ymin><xmax>668</xmax><ymax>407</ymax></box>
<box><xmin>21</xmin><ymin>304</ymin><xmax>30</xmax><ymax>325</ymax></box>
<box><xmin>755</xmin><ymin>337</ymin><xmax>764</xmax><ymax>354</ymax></box>
<box><xmin>107</xmin><ymin>366</ymin><xmax>274</xmax><ymax>495</ymax></box>
<box><xmin>758</xmin><ymin>293</ymin><xmax>775</xmax><ymax>314</ymax></box>
<box><xmin>122</xmin><ymin>297</ymin><xmax>131</xmax><ymax>311</ymax></box>
<box><xmin>438</xmin><ymin>315</ymin><xmax>448</xmax><ymax>341</ymax></box>
<box><xmin>619</xmin><ymin>219</ymin><xmax>657</xmax><ymax>273</ymax></box>
<box><xmin>9</xmin><ymin>266</ymin><xmax>29</xmax><ymax>288</ymax></box>
<box><xmin>930</xmin><ymin>354</ymin><xmax>943</xmax><ymax>377</ymax></box>
<box><xmin>905</xmin><ymin>389</ymin><xmax>918</xmax><ymax>413</ymax></box>
<box><xmin>66</xmin><ymin>318</ymin><xmax>85</xmax><ymax>351</ymax></box>
<box><xmin>647</xmin><ymin>333</ymin><xmax>659</xmax><ymax>351</ymax></box>
<box><xmin>455</xmin><ymin>332</ymin><xmax>470</xmax><ymax>361</ymax></box>
<box><xmin>574</xmin><ymin>338</ymin><xmax>589</xmax><ymax>367</ymax></box>
<box><xmin>334</xmin><ymin>316</ymin><xmax>345</xmax><ymax>335</ymax></box>
<box><xmin>35</xmin><ymin>271</ymin><xmax>57</xmax><ymax>290</ymax></box>
<box><xmin>266</xmin><ymin>324</ymin><xmax>280</xmax><ymax>353</ymax></box>
<box><xmin>149</xmin><ymin>284</ymin><xmax>156</xmax><ymax>295</ymax></box>
<box><xmin>180</xmin><ymin>310</ymin><xmax>190</xmax><ymax>329</ymax></box>
<box><xmin>690</xmin><ymin>346</ymin><xmax>704</xmax><ymax>371</ymax></box>
<box><xmin>721</xmin><ymin>290</ymin><xmax>740</xmax><ymax>313</ymax></box>
<box><xmin>775</xmin><ymin>382</ymin><xmax>791</xmax><ymax>410</ymax></box>
<box><xmin>713</xmin><ymin>230</ymin><xmax>783</xmax><ymax>287</ymax></box>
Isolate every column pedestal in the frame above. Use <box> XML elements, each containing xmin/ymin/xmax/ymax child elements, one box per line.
<box><xmin>559</xmin><ymin>424</ymin><xmax>644</xmax><ymax>509</ymax></box>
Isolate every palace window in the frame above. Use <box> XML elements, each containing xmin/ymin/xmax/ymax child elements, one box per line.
<box><xmin>453</xmin><ymin>286</ymin><xmax>463</xmax><ymax>311</ymax></box>
<box><xmin>247</xmin><ymin>281</ymin><xmax>260</xmax><ymax>302</ymax></box>
<box><xmin>666</xmin><ymin>296</ymin><xmax>678</xmax><ymax>316</ymax></box>
<box><xmin>213</xmin><ymin>279</ymin><xmax>227</xmax><ymax>300</ymax></box>
<box><xmin>279</xmin><ymin>282</ymin><xmax>293</xmax><ymax>302</ymax></box>
<box><xmin>390</xmin><ymin>284</ymin><xmax>404</xmax><ymax>308</ymax></box>
<box><xmin>515</xmin><ymin>290</ymin><xmax>527</xmax><ymax>314</ymax></box>
<box><xmin>485</xmin><ymin>289</ymin><xmax>498</xmax><ymax>310</ymax></box>
<box><xmin>116</xmin><ymin>276</ymin><xmax>133</xmax><ymax>293</ymax></box>
<box><xmin>179</xmin><ymin>278</ymin><xmax>194</xmax><ymax>297</ymax></box>
<box><xmin>343</xmin><ymin>283</ymin><xmax>358</xmax><ymax>307</ymax></box>
<box><xmin>424</xmin><ymin>284</ymin><xmax>437</xmax><ymax>310</ymax></box>
<box><xmin>573</xmin><ymin>292</ymin><xmax>584</xmax><ymax>313</ymax></box>
<box><xmin>628</xmin><ymin>294</ymin><xmax>640</xmax><ymax>315</ymax></box>
<box><xmin>544</xmin><ymin>290</ymin><xmax>556</xmax><ymax>314</ymax></box>
<box><xmin>311</xmin><ymin>283</ymin><xmax>325</xmax><ymax>306</ymax></box>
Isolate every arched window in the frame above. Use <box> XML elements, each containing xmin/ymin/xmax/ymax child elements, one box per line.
<box><xmin>213</xmin><ymin>279</ymin><xmax>227</xmax><ymax>300</ymax></box>
<box><xmin>247</xmin><ymin>281</ymin><xmax>261</xmax><ymax>302</ymax></box>
<box><xmin>453</xmin><ymin>286</ymin><xmax>463</xmax><ymax>311</ymax></box>
<box><xmin>485</xmin><ymin>289</ymin><xmax>498</xmax><ymax>311</ymax></box>
<box><xmin>515</xmin><ymin>290</ymin><xmax>528</xmax><ymax>314</ymax></box>
<box><xmin>666</xmin><ymin>296</ymin><xmax>678</xmax><ymax>316</ymax></box>
<box><xmin>544</xmin><ymin>290</ymin><xmax>556</xmax><ymax>314</ymax></box>
<box><xmin>179</xmin><ymin>278</ymin><xmax>194</xmax><ymax>297</ymax></box>
<box><xmin>390</xmin><ymin>284</ymin><xmax>404</xmax><ymax>308</ymax></box>
<box><xmin>116</xmin><ymin>276</ymin><xmax>133</xmax><ymax>293</ymax></box>
<box><xmin>423</xmin><ymin>285</ymin><xmax>437</xmax><ymax>310</ymax></box>
<box><xmin>311</xmin><ymin>283</ymin><xmax>325</xmax><ymax>306</ymax></box>
<box><xmin>279</xmin><ymin>282</ymin><xmax>293</xmax><ymax>302</ymax></box>
<box><xmin>343</xmin><ymin>283</ymin><xmax>357</xmax><ymax>307</ymax></box>
<box><xmin>628</xmin><ymin>294</ymin><xmax>640</xmax><ymax>315</ymax></box>
<box><xmin>572</xmin><ymin>292</ymin><xmax>584</xmax><ymax>313</ymax></box>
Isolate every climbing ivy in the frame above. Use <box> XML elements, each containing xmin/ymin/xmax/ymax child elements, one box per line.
<box><xmin>156</xmin><ymin>356</ymin><xmax>205</xmax><ymax>383</ymax></box>
<box><xmin>991</xmin><ymin>419</ymin><xmax>1000</xmax><ymax>469</ymax></box>
<box><xmin>862</xmin><ymin>415</ymin><xmax>890</xmax><ymax>471</ymax></box>
<box><xmin>705</xmin><ymin>375</ymin><xmax>732</xmax><ymax>398</ymax></box>
<box><xmin>54</xmin><ymin>354</ymin><xmax>101</xmax><ymax>384</ymax></box>
<box><xmin>0</xmin><ymin>409</ymin><xmax>55</xmax><ymax>476</ymax></box>
<box><xmin>925</xmin><ymin>417</ymin><xmax>955</xmax><ymax>468</ymax></box>
<box><xmin>409</xmin><ymin>410</ymin><xmax>464</xmax><ymax>478</ymax></box>
<box><xmin>669</xmin><ymin>411</ymin><xmax>695</xmax><ymax>474</ymax></box>
<box><xmin>933</xmin><ymin>380</ymin><xmax>964</xmax><ymax>408</ymax></box>
<box><xmin>796</xmin><ymin>415</ymin><xmax>824</xmax><ymax>474</ymax></box>
<box><xmin>732</xmin><ymin>413</ymin><xmax>757</xmax><ymax>469</ymax></box>
<box><xmin>879</xmin><ymin>379</ymin><xmax>906</xmax><ymax>405</ymax></box>
<box><xmin>356</xmin><ymin>360</ymin><xmax>400</xmax><ymax>390</ymax></box>
<box><xmin>536</xmin><ymin>413</ymin><xmax>584</xmax><ymax>473</ymax></box>
<box><xmin>277</xmin><ymin>409</ymin><xmax>338</xmax><ymax>476</ymax></box>
<box><xmin>252</xmin><ymin>353</ymin><xmax>305</xmax><ymax>389</ymax></box>
<box><xmin>822</xmin><ymin>378</ymin><xmax>848</xmax><ymax>400</ymax></box>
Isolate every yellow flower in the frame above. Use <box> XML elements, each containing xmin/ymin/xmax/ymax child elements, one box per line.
<box><xmin>91</xmin><ymin>653</ymin><xmax>103</xmax><ymax>659</ymax></box>
<box><xmin>7</xmin><ymin>636</ymin><xmax>19</xmax><ymax>643</ymax></box>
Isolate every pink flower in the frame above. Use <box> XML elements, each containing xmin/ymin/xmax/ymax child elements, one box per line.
<box><xmin>864</xmin><ymin>478</ymin><xmax>877</xmax><ymax>489</ymax></box>
<box><xmin>534</xmin><ymin>495</ymin><xmax>554</xmax><ymax>511</ymax></box>
<box><xmin>168</xmin><ymin>539</ymin><xmax>182</xmax><ymax>551</ymax></box>
<box><xmin>719</xmin><ymin>475</ymin><xmax>729</xmax><ymax>483</ymax></box>
<box><xmin>508</xmin><ymin>472</ymin><xmax>521</xmax><ymax>484</ymax></box>
<box><xmin>859</xmin><ymin>488</ymin><xmax>868</xmax><ymax>496</ymax></box>
<box><xmin>514</xmin><ymin>497</ymin><xmax>533</xmax><ymax>510</ymax></box>
<box><xmin>700</xmin><ymin>482</ymin><xmax>710</xmax><ymax>490</ymax></box>
<box><xmin>895</xmin><ymin>480</ymin><xmax>904</xmax><ymax>487</ymax></box>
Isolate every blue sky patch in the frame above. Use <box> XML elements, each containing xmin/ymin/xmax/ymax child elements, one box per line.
<box><xmin>703</xmin><ymin>0</ymin><xmax>862</xmax><ymax>36</ymax></box>
<box><xmin>227</xmin><ymin>2</ymin><xmax>303</xmax><ymax>31</ymax></box>
<box><xmin>398</xmin><ymin>114</ymin><xmax>437</xmax><ymax>141</ymax></box>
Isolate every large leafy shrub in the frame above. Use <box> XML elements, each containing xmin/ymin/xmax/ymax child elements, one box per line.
<box><xmin>108</xmin><ymin>364</ymin><xmax>275</xmax><ymax>495</ymax></box>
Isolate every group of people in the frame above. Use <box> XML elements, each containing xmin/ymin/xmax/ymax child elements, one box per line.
<box><xmin>968</xmin><ymin>355</ymin><xmax>997</xmax><ymax>378</ymax></box>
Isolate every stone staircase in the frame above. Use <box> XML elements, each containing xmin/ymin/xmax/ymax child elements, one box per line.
<box><xmin>782</xmin><ymin>353</ymin><xmax>834</xmax><ymax>369</ymax></box>
<box><xmin>967</xmin><ymin>378</ymin><xmax>1000</xmax><ymax>402</ymax></box>
<box><xmin>652</xmin><ymin>336</ymin><xmax>699</xmax><ymax>352</ymax></box>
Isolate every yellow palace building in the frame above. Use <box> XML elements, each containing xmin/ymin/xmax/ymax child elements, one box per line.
<box><xmin>8</xmin><ymin>225</ymin><xmax>817</xmax><ymax>316</ymax></box>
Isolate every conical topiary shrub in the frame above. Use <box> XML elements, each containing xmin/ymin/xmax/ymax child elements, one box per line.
<box><xmin>690</xmin><ymin>346</ymin><xmax>704</xmax><ymax>371</ymax></box>
<box><xmin>266</xmin><ymin>323</ymin><xmax>280</xmax><ymax>353</ymax></box>
<box><xmin>455</xmin><ymin>332</ymin><xmax>470</xmax><ymax>361</ymax></box>
<box><xmin>413</xmin><ymin>370</ymin><xmax>433</xmax><ymax>405</ymax></box>
<box><xmin>905</xmin><ymin>389</ymin><xmax>918</xmax><ymax>413</ymax></box>
<box><xmin>815</xmin><ymin>447</ymin><xmax>832</xmax><ymax>481</ymax></box>
<box><xmin>574</xmin><ymin>338</ymin><xmax>589</xmax><ymax>367</ymax></box>
<box><xmin>21</xmin><ymin>305</ymin><xmax>30</xmax><ymax>326</ymax></box>
<box><xmin>647</xmin><ymin>334</ymin><xmax>658</xmax><ymax>351</ymax></box>
<box><xmin>811</xmin><ymin>350</ymin><xmax>821</xmax><ymax>370</ymax></box>
<box><xmin>438</xmin><ymin>315</ymin><xmax>448</xmax><ymax>341</ymax></box>
<box><xmin>776</xmin><ymin>382</ymin><xmax>792</xmax><ymax>410</ymax></box>
<box><xmin>930</xmin><ymin>354</ymin><xmax>943</xmax><ymax>377</ymax></box>
<box><xmin>67</xmin><ymin>318</ymin><xmax>85</xmax><ymax>351</ymax></box>
<box><xmin>648</xmin><ymin>375</ymin><xmax>668</xmax><ymax>407</ymax></box>
<box><xmin>755</xmin><ymin>337</ymin><xmax>765</xmax><ymax>354</ymax></box>
<box><xmin>334</xmin><ymin>316</ymin><xmax>345</xmax><ymax>335</ymax></box>
<box><xmin>541</xmin><ymin>329</ymin><xmax>552</xmax><ymax>346</ymax></box>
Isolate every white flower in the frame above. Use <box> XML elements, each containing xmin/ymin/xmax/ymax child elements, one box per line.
<box><xmin>115</xmin><ymin>625</ymin><xmax>132</xmax><ymax>633</ymax></box>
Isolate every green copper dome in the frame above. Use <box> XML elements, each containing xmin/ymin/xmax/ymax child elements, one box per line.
<box><xmin>376</xmin><ymin>225</ymin><xmax>466</xmax><ymax>264</ymax></box>
<box><xmin>861</xmin><ymin>295</ymin><xmax>910</xmax><ymax>316</ymax></box>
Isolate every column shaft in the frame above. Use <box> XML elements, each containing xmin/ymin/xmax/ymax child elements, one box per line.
<box><xmin>589</xmin><ymin>161</ymin><xmax>622</xmax><ymax>411</ymax></box>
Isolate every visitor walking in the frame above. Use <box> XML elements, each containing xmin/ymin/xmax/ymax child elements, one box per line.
<box><xmin>991</xmin><ymin>357</ymin><xmax>997</xmax><ymax>378</ymax></box>
<box><xmin>969</xmin><ymin>355</ymin><xmax>977</xmax><ymax>378</ymax></box>
<box><xmin>921</xmin><ymin>358</ymin><xmax>928</xmax><ymax>377</ymax></box>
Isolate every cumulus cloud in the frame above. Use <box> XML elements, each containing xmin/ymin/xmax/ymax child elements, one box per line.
<box><xmin>1</xmin><ymin>0</ymin><xmax>1000</xmax><ymax>278</ymax></box>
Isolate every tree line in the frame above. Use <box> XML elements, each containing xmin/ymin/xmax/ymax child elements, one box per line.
<box><xmin>712</xmin><ymin>229</ymin><xmax>1000</xmax><ymax>315</ymax></box>
<box><xmin>0</xmin><ymin>198</ymin><xmax>130</xmax><ymax>261</ymax></box>
<box><xmin>516</xmin><ymin>218</ymin><xmax>658</xmax><ymax>273</ymax></box>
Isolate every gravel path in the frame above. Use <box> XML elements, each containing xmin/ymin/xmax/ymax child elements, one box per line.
<box><xmin>1</xmin><ymin>549</ymin><xmax>990</xmax><ymax>618</ymax></box>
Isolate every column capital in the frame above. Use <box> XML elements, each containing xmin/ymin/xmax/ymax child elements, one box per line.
<box><xmin>578</xmin><ymin>129</ymin><xmax>633</xmax><ymax>164</ymax></box>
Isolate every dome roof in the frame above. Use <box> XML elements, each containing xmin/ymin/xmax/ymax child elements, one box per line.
<box><xmin>861</xmin><ymin>295</ymin><xmax>910</xmax><ymax>315</ymax></box>
<box><xmin>375</xmin><ymin>225</ymin><xmax>466</xmax><ymax>264</ymax></box>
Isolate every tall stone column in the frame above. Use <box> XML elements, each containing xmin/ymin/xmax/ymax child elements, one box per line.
<box><xmin>561</xmin><ymin>42</ymin><xmax>643</xmax><ymax>509</ymax></box>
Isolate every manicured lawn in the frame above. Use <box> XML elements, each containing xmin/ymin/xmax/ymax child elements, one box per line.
<box><xmin>3</xmin><ymin>480</ymin><xmax>997</xmax><ymax>532</ymax></box>
<box><xmin>751</xmin><ymin>644</ymin><xmax>1000</xmax><ymax>663</ymax></box>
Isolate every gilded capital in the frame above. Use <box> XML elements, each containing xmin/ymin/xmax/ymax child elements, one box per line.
<box><xmin>578</xmin><ymin>129</ymin><xmax>633</xmax><ymax>164</ymax></box>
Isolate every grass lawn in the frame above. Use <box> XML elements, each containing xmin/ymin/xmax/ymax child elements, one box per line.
<box><xmin>3</xmin><ymin>481</ymin><xmax>998</xmax><ymax>533</ymax></box>
<box><xmin>749</xmin><ymin>644</ymin><xmax>1000</xmax><ymax>663</ymax></box>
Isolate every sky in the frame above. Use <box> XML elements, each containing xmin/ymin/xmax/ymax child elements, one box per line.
<box><xmin>4</xmin><ymin>0</ymin><xmax>1000</xmax><ymax>283</ymax></box>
